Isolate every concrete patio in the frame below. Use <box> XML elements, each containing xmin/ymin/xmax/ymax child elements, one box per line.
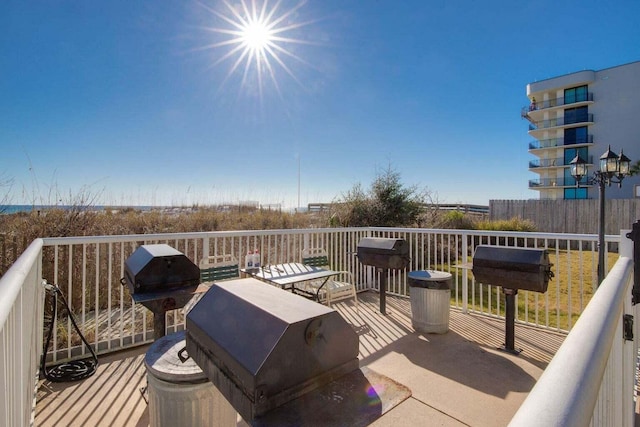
<box><xmin>35</xmin><ymin>291</ymin><xmax>565</xmax><ymax>427</ymax></box>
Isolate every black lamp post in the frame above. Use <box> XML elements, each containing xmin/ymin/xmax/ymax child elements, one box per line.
<box><xmin>570</xmin><ymin>145</ymin><xmax>631</xmax><ymax>285</ymax></box>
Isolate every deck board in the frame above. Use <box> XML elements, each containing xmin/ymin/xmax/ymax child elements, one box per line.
<box><xmin>35</xmin><ymin>291</ymin><xmax>564</xmax><ymax>427</ymax></box>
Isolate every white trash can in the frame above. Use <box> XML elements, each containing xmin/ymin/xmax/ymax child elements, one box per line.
<box><xmin>408</xmin><ymin>270</ymin><xmax>452</xmax><ymax>334</ymax></box>
<box><xmin>145</xmin><ymin>330</ymin><xmax>237</xmax><ymax>427</ymax></box>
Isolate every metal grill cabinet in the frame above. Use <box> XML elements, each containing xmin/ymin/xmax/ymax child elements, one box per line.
<box><xmin>186</xmin><ymin>278</ymin><xmax>359</xmax><ymax>422</ymax></box>
<box><xmin>472</xmin><ymin>245</ymin><xmax>553</xmax><ymax>354</ymax></box>
<box><xmin>472</xmin><ymin>245</ymin><xmax>552</xmax><ymax>293</ymax></box>
<box><xmin>121</xmin><ymin>244</ymin><xmax>201</xmax><ymax>339</ymax></box>
<box><xmin>356</xmin><ymin>237</ymin><xmax>410</xmax><ymax>314</ymax></box>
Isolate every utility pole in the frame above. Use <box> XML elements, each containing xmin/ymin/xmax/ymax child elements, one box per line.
<box><xmin>297</xmin><ymin>155</ymin><xmax>300</xmax><ymax>212</ymax></box>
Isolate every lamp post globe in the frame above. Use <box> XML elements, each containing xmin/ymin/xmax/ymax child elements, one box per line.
<box><xmin>599</xmin><ymin>145</ymin><xmax>619</xmax><ymax>179</ymax></box>
<box><xmin>569</xmin><ymin>154</ymin><xmax>587</xmax><ymax>183</ymax></box>
<box><xmin>617</xmin><ymin>150</ymin><xmax>631</xmax><ymax>184</ymax></box>
<box><xmin>569</xmin><ymin>146</ymin><xmax>632</xmax><ymax>286</ymax></box>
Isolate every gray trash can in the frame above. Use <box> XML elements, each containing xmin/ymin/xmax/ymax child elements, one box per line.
<box><xmin>145</xmin><ymin>330</ymin><xmax>237</xmax><ymax>427</ymax></box>
<box><xmin>408</xmin><ymin>270</ymin><xmax>452</xmax><ymax>334</ymax></box>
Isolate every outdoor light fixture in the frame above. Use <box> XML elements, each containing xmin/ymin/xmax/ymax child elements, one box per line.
<box><xmin>570</xmin><ymin>145</ymin><xmax>632</xmax><ymax>285</ymax></box>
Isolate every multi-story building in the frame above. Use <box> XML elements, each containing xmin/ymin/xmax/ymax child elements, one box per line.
<box><xmin>523</xmin><ymin>61</ymin><xmax>640</xmax><ymax>200</ymax></box>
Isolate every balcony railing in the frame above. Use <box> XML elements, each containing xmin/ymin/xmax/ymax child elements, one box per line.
<box><xmin>529</xmin><ymin>135</ymin><xmax>594</xmax><ymax>150</ymax></box>
<box><xmin>529</xmin><ymin>178</ymin><xmax>575</xmax><ymax>187</ymax></box>
<box><xmin>510</xmin><ymin>238</ymin><xmax>636</xmax><ymax>426</ymax></box>
<box><xmin>529</xmin><ymin>157</ymin><xmax>565</xmax><ymax>169</ymax></box>
<box><xmin>0</xmin><ymin>227</ymin><xmax>631</xmax><ymax>426</ymax></box>
<box><xmin>0</xmin><ymin>239</ymin><xmax>44</xmax><ymax>427</ymax></box>
<box><xmin>521</xmin><ymin>92</ymin><xmax>594</xmax><ymax>117</ymax></box>
<box><xmin>528</xmin><ymin>113</ymin><xmax>594</xmax><ymax>131</ymax></box>
<box><xmin>529</xmin><ymin>155</ymin><xmax>593</xmax><ymax>169</ymax></box>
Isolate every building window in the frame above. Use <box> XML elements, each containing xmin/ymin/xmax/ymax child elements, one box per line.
<box><xmin>564</xmin><ymin>146</ymin><xmax>588</xmax><ymax>166</ymax></box>
<box><xmin>564</xmin><ymin>106</ymin><xmax>588</xmax><ymax>125</ymax></box>
<box><xmin>564</xmin><ymin>126</ymin><xmax>588</xmax><ymax>145</ymax></box>
<box><xmin>564</xmin><ymin>187</ymin><xmax>588</xmax><ymax>199</ymax></box>
<box><xmin>563</xmin><ymin>147</ymin><xmax>588</xmax><ymax>200</ymax></box>
<box><xmin>565</xmin><ymin>85</ymin><xmax>588</xmax><ymax>104</ymax></box>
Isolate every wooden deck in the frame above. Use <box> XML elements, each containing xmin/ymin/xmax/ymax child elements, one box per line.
<box><xmin>35</xmin><ymin>291</ymin><xmax>565</xmax><ymax>427</ymax></box>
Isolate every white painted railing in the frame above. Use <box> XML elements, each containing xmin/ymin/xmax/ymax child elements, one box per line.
<box><xmin>36</xmin><ymin>227</ymin><xmax>616</xmax><ymax>362</ymax></box>
<box><xmin>509</xmin><ymin>230</ymin><xmax>637</xmax><ymax>427</ymax></box>
<box><xmin>0</xmin><ymin>226</ymin><xmax>626</xmax><ymax>424</ymax></box>
<box><xmin>0</xmin><ymin>239</ymin><xmax>44</xmax><ymax>427</ymax></box>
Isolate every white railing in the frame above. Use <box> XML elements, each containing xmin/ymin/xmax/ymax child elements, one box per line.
<box><xmin>0</xmin><ymin>239</ymin><xmax>44</xmax><ymax>427</ymax></box>
<box><xmin>0</xmin><ymin>226</ymin><xmax>626</xmax><ymax>424</ymax></box>
<box><xmin>509</xmin><ymin>230</ymin><xmax>637</xmax><ymax>427</ymax></box>
<box><xmin>36</xmin><ymin>227</ymin><xmax>617</xmax><ymax>362</ymax></box>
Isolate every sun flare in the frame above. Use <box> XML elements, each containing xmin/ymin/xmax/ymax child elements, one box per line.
<box><xmin>196</xmin><ymin>0</ymin><xmax>316</xmax><ymax>100</ymax></box>
<box><xmin>242</xmin><ymin>20</ymin><xmax>272</xmax><ymax>52</ymax></box>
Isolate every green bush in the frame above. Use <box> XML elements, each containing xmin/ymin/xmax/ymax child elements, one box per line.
<box><xmin>475</xmin><ymin>216</ymin><xmax>536</xmax><ymax>232</ymax></box>
<box><xmin>330</xmin><ymin>166</ymin><xmax>431</xmax><ymax>227</ymax></box>
<box><xmin>439</xmin><ymin>210</ymin><xmax>476</xmax><ymax>230</ymax></box>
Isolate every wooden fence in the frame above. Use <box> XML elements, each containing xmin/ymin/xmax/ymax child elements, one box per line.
<box><xmin>490</xmin><ymin>199</ymin><xmax>640</xmax><ymax>234</ymax></box>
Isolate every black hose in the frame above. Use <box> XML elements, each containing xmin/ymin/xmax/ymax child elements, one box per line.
<box><xmin>40</xmin><ymin>282</ymin><xmax>98</xmax><ymax>383</ymax></box>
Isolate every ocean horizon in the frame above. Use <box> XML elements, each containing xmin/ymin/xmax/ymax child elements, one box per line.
<box><xmin>1</xmin><ymin>203</ymin><xmax>297</xmax><ymax>215</ymax></box>
<box><xmin>0</xmin><ymin>204</ymin><xmax>159</xmax><ymax>215</ymax></box>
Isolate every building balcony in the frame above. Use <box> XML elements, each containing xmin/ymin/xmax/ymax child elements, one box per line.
<box><xmin>528</xmin><ymin>177</ymin><xmax>596</xmax><ymax>188</ymax></box>
<box><xmin>528</xmin><ymin>113</ymin><xmax>594</xmax><ymax>132</ymax></box>
<box><xmin>1</xmin><ymin>227</ymin><xmax>637</xmax><ymax>426</ymax></box>
<box><xmin>529</xmin><ymin>155</ymin><xmax>593</xmax><ymax>170</ymax></box>
<box><xmin>521</xmin><ymin>92</ymin><xmax>593</xmax><ymax>121</ymax></box>
<box><xmin>529</xmin><ymin>157</ymin><xmax>564</xmax><ymax>169</ymax></box>
<box><xmin>528</xmin><ymin>135</ymin><xmax>594</xmax><ymax>151</ymax></box>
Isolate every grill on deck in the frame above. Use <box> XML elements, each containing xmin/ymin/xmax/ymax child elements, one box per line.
<box><xmin>356</xmin><ymin>237</ymin><xmax>410</xmax><ymax>270</ymax></box>
<box><xmin>186</xmin><ymin>278</ymin><xmax>359</xmax><ymax>422</ymax></box>
<box><xmin>121</xmin><ymin>244</ymin><xmax>200</xmax><ymax>339</ymax></box>
<box><xmin>357</xmin><ymin>237</ymin><xmax>410</xmax><ymax>314</ymax></box>
<box><xmin>472</xmin><ymin>245</ymin><xmax>552</xmax><ymax>293</ymax></box>
<box><xmin>472</xmin><ymin>245</ymin><xmax>553</xmax><ymax>354</ymax></box>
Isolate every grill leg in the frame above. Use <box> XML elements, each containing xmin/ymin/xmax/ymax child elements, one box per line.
<box><xmin>379</xmin><ymin>269</ymin><xmax>387</xmax><ymax>315</ymax></box>
<box><xmin>500</xmin><ymin>288</ymin><xmax>521</xmax><ymax>355</ymax></box>
<box><xmin>153</xmin><ymin>311</ymin><xmax>167</xmax><ymax>340</ymax></box>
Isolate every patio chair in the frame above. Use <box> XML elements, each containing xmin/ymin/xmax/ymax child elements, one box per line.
<box><xmin>184</xmin><ymin>255</ymin><xmax>239</xmax><ymax>315</ymax></box>
<box><xmin>301</xmin><ymin>248</ymin><xmax>358</xmax><ymax>310</ymax></box>
<box><xmin>199</xmin><ymin>254</ymin><xmax>240</xmax><ymax>282</ymax></box>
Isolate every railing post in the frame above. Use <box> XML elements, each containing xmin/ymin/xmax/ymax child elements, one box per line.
<box><xmin>461</xmin><ymin>231</ymin><xmax>469</xmax><ymax>314</ymax></box>
<box><xmin>303</xmin><ymin>234</ymin><xmax>309</xmax><ymax>252</ymax></box>
<box><xmin>202</xmin><ymin>237</ymin><xmax>210</xmax><ymax>261</ymax></box>
<box><xmin>620</xmin><ymin>228</ymin><xmax>636</xmax><ymax>427</ymax></box>
<box><xmin>625</xmin><ymin>220</ymin><xmax>640</xmax><ymax>305</ymax></box>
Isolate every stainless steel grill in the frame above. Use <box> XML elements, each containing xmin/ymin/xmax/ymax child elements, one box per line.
<box><xmin>356</xmin><ymin>237</ymin><xmax>410</xmax><ymax>270</ymax></box>
<box><xmin>356</xmin><ymin>237</ymin><xmax>410</xmax><ymax>314</ymax></box>
<box><xmin>471</xmin><ymin>245</ymin><xmax>553</xmax><ymax>354</ymax></box>
<box><xmin>123</xmin><ymin>244</ymin><xmax>199</xmax><ymax>294</ymax></box>
<box><xmin>185</xmin><ymin>278</ymin><xmax>359</xmax><ymax>422</ymax></box>
<box><xmin>121</xmin><ymin>244</ymin><xmax>200</xmax><ymax>339</ymax></box>
<box><xmin>471</xmin><ymin>245</ymin><xmax>553</xmax><ymax>293</ymax></box>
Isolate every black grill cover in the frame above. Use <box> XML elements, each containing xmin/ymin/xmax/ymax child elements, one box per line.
<box><xmin>357</xmin><ymin>237</ymin><xmax>410</xmax><ymax>270</ymax></box>
<box><xmin>186</xmin><ymin>278</ymin><xmax>359</xmax><ymax>421</ymax></box>
<box><xmin>123</xmin><ymin>244</ymin><xmax>199</xmax><ymax>294</ymax></box>
<box><xmin>472</xmin><ymin>245</ymin><xmax>552</xmax><ymax>293</ymax></box>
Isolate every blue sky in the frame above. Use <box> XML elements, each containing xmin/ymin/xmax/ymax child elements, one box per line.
<box><xmin>2</xmin><ymin>1</ymin><xmax>639</xmax><ymax>209</ymax></box>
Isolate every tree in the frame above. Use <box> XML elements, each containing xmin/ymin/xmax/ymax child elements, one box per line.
<box><xmin>629</xmin><ymin>160</ymin><xmax>640</xmax><ymax>176</ymax></box>
<box><xmin>330</xmin><ymin>166</ymin><xmax>433</xmax><ymax>227</ymax></box>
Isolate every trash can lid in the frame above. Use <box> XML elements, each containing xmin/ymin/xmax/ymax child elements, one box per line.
<box><xmin>408</xmin><ymin>270</ymin><xmax>452</xmax><ymax>289</ymax></box>
<box><xmin>144</xmin><ymin>330</ymin><xmax>207</xmax><ymax>383</ymax></box>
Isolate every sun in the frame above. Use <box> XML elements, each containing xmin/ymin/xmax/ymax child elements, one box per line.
<box><xmin>195</xmin><ymin>0</ymin><xmax>317</xmax><ymax>100</ymax></box>
<box><xmin>241</xmin><ymin>20</ymin><xmax>272</xmax><ymax>52</ymax></box>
